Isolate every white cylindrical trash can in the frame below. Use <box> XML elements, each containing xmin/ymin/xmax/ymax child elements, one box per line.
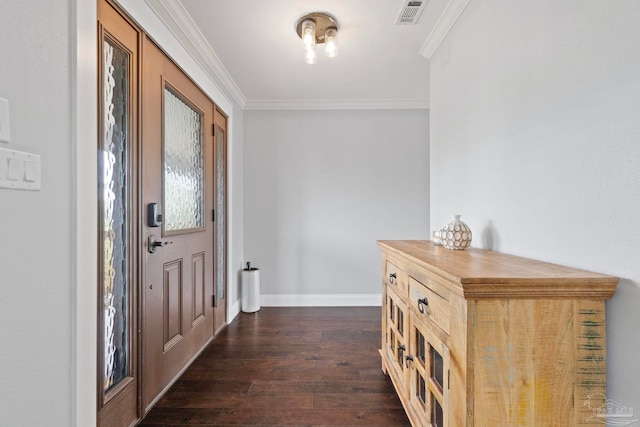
<box><xmin>241</xmin><ymin>262</ymin><xmax>260</xmax><ymax>313</ymax></box>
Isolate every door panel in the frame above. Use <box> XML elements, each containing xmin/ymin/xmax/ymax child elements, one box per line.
<box><xmin>213</xmin><ymin>109</ymin><xmax>228</xmax><ymax>333</ymax></box>
<box><xmin>142</xmin><ymin>37</ymin><xmax>215</xmax><ymax>411</ymax></box>
<box><xmin>97</xmin><ymin>0</ymin><xmax>140</xmax><ymax>425</ymax></box>
<box><xmin>192</xmin><ymin>252</ymin><xmax>206</xmax><ymax>325</ymax></box>
<box><xmin>163</xmin><ymin>260</ymin><xmax>183</xmax><ymax>351</ymax></box>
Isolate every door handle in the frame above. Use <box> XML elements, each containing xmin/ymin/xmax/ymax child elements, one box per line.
<box><xmin>405</xmin><ymin>355</ymin><xmax>414</xmax><ymax>369</ymax></box>
<box><xmin>148</xmin><ymin>235</ymin><xmax>173</xmax><ymax>253</ymax></box>
<box><xmin>418</xmin><ymin>297</ymin><xmax>429</xmax><ymax>314</ymax></box>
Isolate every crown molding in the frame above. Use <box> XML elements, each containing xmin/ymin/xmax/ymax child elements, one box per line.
<box><xmin>244</xmin><ymin>99</ymin><xmax>429</xmax><ymax>111</ymax></box>
<box><xmin>143</xmin><ymin>0</ymin><xmax>429</xmax><ymax>111</ymax></box>
<box><xmin>419</xmin><ymin>0</ymin><xmax>472</xmax><ymax>59</ymax></box>
<box><xmin>144</xmin><ymin>0</ymin><xmax>247</xmax><ymax>108</ymax></box>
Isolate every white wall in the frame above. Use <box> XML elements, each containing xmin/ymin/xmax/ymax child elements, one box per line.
<box><xmin>244</xmin><ymin>109</ymin><xmax>429</xmax><ymax>305</ymax></box>
<box><xmin>0</xmin><ymin>1</ymin><xmax>73</xmax><ymax>425</ymax></box>
<box><xmin>430</xmin><ymin>0</ymin><xmax>640</xmax><ymax>418</ymax></box>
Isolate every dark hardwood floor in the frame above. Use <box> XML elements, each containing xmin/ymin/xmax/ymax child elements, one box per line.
<box><xmin>139</xmin><ymin>306</ymin><xmax>410</xmax><ymax>427</ymax></box>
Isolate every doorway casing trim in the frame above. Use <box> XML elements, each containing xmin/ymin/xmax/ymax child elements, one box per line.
<box><xmin>72</xmin><ymin>0</ymin><xmax>98</xmax><ymax>425</ymax></box>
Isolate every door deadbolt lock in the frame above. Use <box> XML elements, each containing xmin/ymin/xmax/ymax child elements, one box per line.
<box><xmin>148</xmin><ymin>235</ymin><xmax>173</xmax><ymax>253</ymax></box>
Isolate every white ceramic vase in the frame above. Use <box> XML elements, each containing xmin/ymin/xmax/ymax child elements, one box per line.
<box><xmin>440</xmin><ymin>215</ymin><xmax>472</xmax><ymax>250</ymax></box>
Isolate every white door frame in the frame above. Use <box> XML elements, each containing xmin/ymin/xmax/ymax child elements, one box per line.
<box><xmin>72</xmin><ymin>0</ymin><xmax>98</xmax><ymax>425</ymax></box>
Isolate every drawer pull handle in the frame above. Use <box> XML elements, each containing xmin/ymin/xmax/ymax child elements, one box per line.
<box><xmin>418</xmin><ymin>297</ymin><xmax>429</xmax><ymax>314</ymax></box>
<box><xmin>405</xmin><ymin>355</ymin><xmax>414</xmax><ymax>368</ymax></box>
<box><xmin>389</xmin><ymin>273</ymin><xmax>397</xmax><ymax>284</ymax></box>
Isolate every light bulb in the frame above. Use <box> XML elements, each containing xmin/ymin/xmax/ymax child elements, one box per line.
<box><xmin>301</xmin><ymin>19</ymin><xmax>316</xmax><ymax>50</ymax></box>
<box><xmin>324</xmin><ymin>27</ymin><xmax>338</xmax><ymax>58</ymax></box>
<box><xmin>305</xmin><ymin>47</ymin><xmax>316</xmax><ymax>65</ymax></box>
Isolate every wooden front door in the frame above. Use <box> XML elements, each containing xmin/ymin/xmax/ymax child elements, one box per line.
<box><xmin>141</xmin><ymin>37</ymin><xmax>215</xmax><ymax>411</ymax></box>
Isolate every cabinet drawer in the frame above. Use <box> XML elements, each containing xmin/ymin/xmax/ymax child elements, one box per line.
<box><xmin>385</xmin><ymin>260</ymin><xmax>408</xmax><ymax>297</ymax></box>
<box><xmin>409</xmin><ymin>277</ymin><xmax>450</xmax><ymax>335</ymax></box>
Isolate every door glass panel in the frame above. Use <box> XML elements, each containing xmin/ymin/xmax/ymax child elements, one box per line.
<box><xmin>431</xmin><ymin>394</ymin><xmax>444</xmax><ymax>427</ymax></box>
<box><xmin>163</xmin><ymin>88</ymin><xmax>204</xmax><ymax>232</ymax></box>
<box><xmin>431</xmin><ymin>346</ymin><xmax>444</xmax><ymax>390</ymax></box>
<box><xmin>214</xmin><ymin>127</ymin><xmax>225</xmax><ymax>302</ymax></box>
<box><xmin>102</xmin><ymin>39</ymin><xmax>129</xmax><ymax>392</ymax></box>
<box><xmin>396</xmin><ymin>341</ymin><xmax>404</xmax><ymax>367</ymax></box>
<box><xmin>417</xmin><ymin>330</ymin><xmax>426</xmax><ymax>364</ymax></box>
<box><xmin>417</xmin><ymin>374</ymin><xmax>426</xmax><ymax>405</ymax></box>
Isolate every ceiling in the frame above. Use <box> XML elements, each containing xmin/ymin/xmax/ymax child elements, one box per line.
<box><xmin>153</xmin><ymin>0</ymin><xmax>451</xmax><ymax>109</ymax></box>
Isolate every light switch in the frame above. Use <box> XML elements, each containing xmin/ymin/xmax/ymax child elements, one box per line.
<box><xmin>0</xmin><ymin>147</ymin><xmax>40</xmax><ymax>191</ymax></box>
<box><xmin>0</xmin><ymin>98</ymin><xmax>10</xmax><ymax>143</ymax></box>
<box><xmin>8</xmin><ymin>157</ymin><xmax>21</xmax><ymax>180</ymax></box>
<box><xmin>0</xmin><ymin>152</ymin><xmax>7</xmax><ymax>177</ymax></box>
<box><xmin>24</xmin><ymin>160</ymin><xmax>37</xmax><ymax>182</ymax></box>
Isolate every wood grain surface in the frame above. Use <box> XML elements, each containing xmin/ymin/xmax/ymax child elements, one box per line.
<box><xmin>379</xmin><ymin>240</ymin><xmax>618</xmax><ymax>427</ymax></box>
<box><xmin>140</xmin><ymin>307</ymin><xmax>411</xmax><ymax>426</ymax></box>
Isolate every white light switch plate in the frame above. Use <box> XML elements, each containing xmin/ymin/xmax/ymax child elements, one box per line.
<box><xmin>0</xmin><ymin>98</ymin><xmax>10</xmax><ymax>143</ymax></box>
<box><xmin>0</xmin><ymin>147</ymin><xmax>41</xmax><ymax>191</ymax></box>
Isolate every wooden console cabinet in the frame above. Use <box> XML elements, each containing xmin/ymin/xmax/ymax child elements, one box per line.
<box><xmin>378</xmin><ymin>240</ymin><xmax>618</xmax><ymax>427</ymax></box>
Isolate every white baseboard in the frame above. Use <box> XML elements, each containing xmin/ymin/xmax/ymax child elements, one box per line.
<box><xmin>260</xmin><ymin>294</ymin><xmax>382</xmax><ymax>307</ymax></box>
<box><xmin>227</xmin><ymin>298</ymin><xmax>241</xmax><ymax>323</ymax></box>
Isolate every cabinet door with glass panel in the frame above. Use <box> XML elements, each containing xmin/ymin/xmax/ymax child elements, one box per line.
<box><xmin>408</xmin><ymin>312</ymin><xmax>450</xmax><ymax>427</ymax></box>
<box><xmin>385</xmin><ymin>287</ymin><xmax>410</xmax><ymax>393</ymax></box>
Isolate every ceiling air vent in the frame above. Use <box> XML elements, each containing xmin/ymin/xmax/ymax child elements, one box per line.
<box><xmin>395</xmin><ymin>0</ymin><xmax>427</xmax><ymax>25</ymax></box>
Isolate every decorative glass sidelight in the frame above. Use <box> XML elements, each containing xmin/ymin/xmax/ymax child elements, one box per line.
<box><xmin>102</xmin><ymin>39</ymin><xmax>130</xmax><ymax>392</ymax></box>
<box><xmin>163</xmin><ymin>88</ymin><xmax>204</xmax><ymax>232</ymax></box>
<box><xmin>214</xmin><ymin>127</ymin><xmax>225</xmax><ymax>303</ymax></box>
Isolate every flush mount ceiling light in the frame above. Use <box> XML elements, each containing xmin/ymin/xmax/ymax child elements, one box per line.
<box><xmin>295</xmin><ymin>12</ymin><xmax>339</xmax><ymax>64</ymax></box>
